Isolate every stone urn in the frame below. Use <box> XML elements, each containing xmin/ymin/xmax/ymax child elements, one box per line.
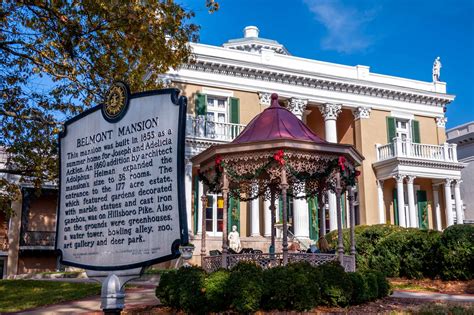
<box><xmin>179</xmin><ymin>244</ymin><xmax>195</xmax><ymax>267</ymax></box>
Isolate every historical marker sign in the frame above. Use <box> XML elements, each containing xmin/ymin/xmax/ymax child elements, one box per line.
<box><xmin>56</xmin><ymin>84</ymin><xmax>188</xmax><ymax>270</ymax></box>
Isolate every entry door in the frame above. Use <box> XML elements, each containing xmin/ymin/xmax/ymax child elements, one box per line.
<box><xmin>417</xmin><ymin>190</ymin><xmax>428</xmax><ymax>229</ymax></box>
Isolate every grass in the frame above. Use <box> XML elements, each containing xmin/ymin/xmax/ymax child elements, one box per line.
<box><xmin>0</xmin><ymin>280</ymin><xmax>101</xmax><ymax>313</ymax></box>
<box><xmin>415</xmin><ymin>303</ymin><xmax>474</xmax><ymax>315</ymax></box>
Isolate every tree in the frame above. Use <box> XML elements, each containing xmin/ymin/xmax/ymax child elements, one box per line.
<box><xmin>0</xmin><ymin>0</ymin><xmax>218</xmax><ymax>214</ymax></box>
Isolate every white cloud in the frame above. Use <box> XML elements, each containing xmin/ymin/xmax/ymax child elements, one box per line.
<box><xmin>303</xmin><ymin>0</ymin><xmax>377</xmax><ymax>53</ymax></box>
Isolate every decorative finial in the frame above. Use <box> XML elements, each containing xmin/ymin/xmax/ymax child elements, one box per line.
<box><xmin>270</xmin><ymin>93</ymin><xmax>279</xmax><ymax>107</ymax></box>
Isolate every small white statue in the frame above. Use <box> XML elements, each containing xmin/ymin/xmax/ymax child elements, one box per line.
<box><xmin>228</xmin><ymin>225</ymin><xmax>241</xmax><ymax>253</ymax></box>
<box><xmin>433</xmin><ymin>57</ymin><xmax>442</xmax><ymax>82</ymax></box>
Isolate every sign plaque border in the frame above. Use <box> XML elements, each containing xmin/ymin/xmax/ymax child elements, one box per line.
<box><xmin>55</xmin><ymin>84</ymin><xmax>189</xmax><ymax>271</ymax></box>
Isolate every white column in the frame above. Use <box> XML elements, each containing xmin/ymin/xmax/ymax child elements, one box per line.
<box><xmin>264</xmin><ymin>199</ymin><xmax>272</xmax><ymax>237</ymax></box>
<box><xmin>395</xmin><ymin>175</ymin><xmax>406</xmax><ymax>227</ymax></box>
<box><xmin>289</xmin><ymin>98</ymin><xmax>311</xmax><ymax>238</ymax></box>
<box><xmin>250</xmin><ymin>196</ymin><xmax>261</xmax><ymax>236</ymax></box>
<box><xmin>406</xmin><ymin>175</ymin><xmax>417</xmax><ymax>228</ymax></box>
<box><xmin>432</xmin><ymin>185</ymin><xmax>442</xmax><ymax>231</ymax></box>
<box><xmin>293</xmin><ymin>196</ymin><xmax>310</xmax><ymax>239</ymax></box>
<box><xmin>454</xmin><ymin>180</ymin><xmax>463</xmax><ymax>224</ymax></box>
<box><xmin>320</xmin><ymin>103</ymin><xmax>342</xmax><ymax>231</ymax></box>
<box><xmin>444</xmin><ymin>179</ymin><xmax>454</xmax><ymax>227</ymax></box>
<box><xmin>377</xmin><ymin>180</ymin><xmax>385</xmax><ymax>224</ymax></box>
<box><xmin>185</xmin><ymin>160</ymin><xmax>193</xmax><ymax>234</ymax></box>
<box><xmin>197</xmin><ymin>181</ymin><xmax>204</xmax><ymax>235</ymax></box>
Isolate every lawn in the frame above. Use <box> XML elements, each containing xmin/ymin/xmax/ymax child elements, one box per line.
<box><xmin>0</xmin><ymin>280</ymin><xmax>101</xmax><ymax>313</ymax></box>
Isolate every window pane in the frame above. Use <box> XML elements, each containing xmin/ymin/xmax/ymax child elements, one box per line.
<box><xmin>206</xmin><ymin>113</ymin><xmax>215</xmax><ymax>122</ymax></box>
<box><xmin>218</xmin><ymin>113</ymin><xmax>225</xmax><ymax>123</ymax></box>
<box><xmin>207</xmin><ymin>97</ymin><xmax>215</xmax><ymax>107</ymax></box>
<box><xmin>217</xmin><ymin>220</ymin><xmax>223</xmax><ymax>232</ymax></box>
<box><xmin>217</xmin><ymin>197</ymin><xmax>224</xmax><ymax>209</ymax></box>
<box><xmin>206</xmin><ymin>207</ymin><xmax>212</xmax><ymax>219</ymax></box>
<box><xmin>217</xmin><ymin>99</ymin><xmax>225</xmax><ymax>108</ymax></box>
<box><xmin>206</xmin><ymin>220</ymin><xmax>213</xmax><ymax>231</ymax></box>
<box><xmin>217</xmin><ymin>207</ymin><xmax>223</xmax><ymax>219</ymax></box>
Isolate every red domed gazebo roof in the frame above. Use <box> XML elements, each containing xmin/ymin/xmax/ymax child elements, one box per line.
<box><xmin>233</xmin><ymin>94</ymin><xmax>326</xmax><ymax>144</ymax></box>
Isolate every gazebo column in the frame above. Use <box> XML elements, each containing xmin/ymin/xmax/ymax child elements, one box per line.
<box><xmin>289</xmin><ymin>98</ymin><xmax>310</xmax><ymax>240</ymax></box>
<box><xmin>281</xmin><ymin>168</ymin><xmax>289</xmax><ymax>265</ymax></box>
<box><xmin>318</xmin><ymin>191</ymin><xmax>326</xmax><ymax>237</ymax></box>
<box><xmin>319</xmin><ymin>103</ymin><xmax>342</xmax><ymax>231</ymax></box>
<box><xmin>270</xmin><ymin>189</ymin><xmax>276</xmax><ymax>252</ymax></box>
<box><xmin>200</xmin><ymin>185</ymin><xmax>208</xmax><ymax>266</ymax></box>
<box><xmin>335</xmin><ymin>173</ymin><xmax>344</xmax><ymax>264</ymax></box>
<box><xmin>348</xmin><ymin>186</ymin><xmax>356</xmax><ymax>256</ymax></box>
<box><xmin>221</xmin><ymin>171</ymin><xmax>229</xmax><ymax>268</ymax></box>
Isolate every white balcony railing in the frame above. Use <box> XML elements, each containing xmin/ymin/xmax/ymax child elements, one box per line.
<box><xmin>376</xmin><ymin>138</ymin><xmax>458</xmax><ymax>162</ymax></box>
<box><xmin>186</xmin><ymin>115</ymin><xmax>246</xmax><ymax>142</ymax></box>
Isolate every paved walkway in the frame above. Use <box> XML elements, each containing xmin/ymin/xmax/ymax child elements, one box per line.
<box><xmin>391</xmin><ymin>290</ymin><xmax>474</xmax><ymax>303</ymax></box>
<box><xmin>13</xmin><ymin>287</ymin><xmax>474</xmax><ymax>314</ymax></box>
<box><xmin>16</xmin><ymin>286</ymin><xmax>158</xmax><ymax>315</ymax></box>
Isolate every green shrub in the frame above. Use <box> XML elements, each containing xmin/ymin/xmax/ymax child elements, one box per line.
<box><xmin>227</xmin><ymin>262</ymin><xmax>263</xmax><ymax>313</ymax></box>
<box><xmin>262</xmin><ymin>262</ymin><xmax>321</xmax><ymax>311</ymax></box>
<box><xmin>363</xmin><ymin>272</ymin><xmax>379</xmax><ymax>301</ymax></box>
<box><xmin>326</xmin><ymin>224</ymin><xmax>404</xmax><ymax>271</ymax></box>
<box><xmin>347</xmin><ymin>272</ymin><xmax>369</xmax><ymax>304</ymax></box>
<box><xmin>315</xmin><ymin>262</ymin><xmax>353</xmax><ymax>307</ymax></box>
<box><xmin>373</xmin><ymin>270</ymin><xmax>391</xmax><ymax>298</ymax></box>
<box><xmin>438</xmin><ymin>225</ymin><xmax>474</xmax><ymax>280</ymax></box>
<box><xmin>156</xmin><ymin>269</ymin><xmax>178</xmax><ymax>306</ymax></box>
<box><xmin>156</xmin><ymin>267</ymin><xmax>207</xmax><ymax>313</ymax></box>
<box><xmin>204</xmin><ymin>269</ymin><xmax>230</xmax><ymax>312</ymax></box>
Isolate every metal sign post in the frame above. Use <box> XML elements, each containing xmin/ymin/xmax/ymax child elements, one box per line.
<box><xmin>56</xmin><ymin>83</ymin><xmax>188</xmax><ymax>314</ymax></box>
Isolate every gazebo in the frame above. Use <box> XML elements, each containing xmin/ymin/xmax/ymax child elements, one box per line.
<box><xmin>191</xmin><ymin>94</ymin><xmax>364</xmax><ymax>272</ymax></box>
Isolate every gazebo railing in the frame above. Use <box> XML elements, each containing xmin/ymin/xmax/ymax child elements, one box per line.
<box><xmin>202</xmin><ymin>253</ymin><xmax>356</xmax><ymax>273</ymax></box>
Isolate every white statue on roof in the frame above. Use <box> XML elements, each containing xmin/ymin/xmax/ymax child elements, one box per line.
<box><xmin>433</xmin><ymin>57</ymin><xmax>442</xmax><ymax>82</ymax></box>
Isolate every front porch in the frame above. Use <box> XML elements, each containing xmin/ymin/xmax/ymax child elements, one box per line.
<box><xmin>373</xmin><ymin>138</ymin><xmax>465</xmax><ymax>229</ymax></box>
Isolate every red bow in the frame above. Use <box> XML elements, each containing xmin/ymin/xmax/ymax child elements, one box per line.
<box><xmin>274</xmin><ymin>149</ymin><xmax>285</xmax><ymax>165</ymax></box>
<box><xmin>215</xmin><ymin>155</ymin><xmax>223</xmax><ymax>172</ymax></box>
<box><xmin>338</xmin><ymin>156</ymin><xmax>346</xmax><ymax>171</ymax></box>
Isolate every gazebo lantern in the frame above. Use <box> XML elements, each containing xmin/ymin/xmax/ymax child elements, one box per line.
<box><xmin>192</xmin><ymin>94</ymin><xmax>364</xmax><ymax>271</ymax></box>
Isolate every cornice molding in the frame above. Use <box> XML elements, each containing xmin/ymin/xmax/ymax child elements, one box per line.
<box><xmin>180</xmin><ymin>60</ymin><xmax>453</xmax><ymax>107</ymax></box>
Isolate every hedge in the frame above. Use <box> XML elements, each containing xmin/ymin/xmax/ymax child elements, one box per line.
<box><xmin>156</xmin><ymin>261</ymin><xmax>391</xmax><ymax>312</ymax></box>
<box><xmin>327</xmin><ymin>224</ymin><xmax>474</xmax><ymax>280</ymax></box>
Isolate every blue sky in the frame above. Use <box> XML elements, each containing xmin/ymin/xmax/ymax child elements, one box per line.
<box><xmin>180</xmin><ymin>0</ymin><xmax>474</xmax><ymax>129</ymax></box>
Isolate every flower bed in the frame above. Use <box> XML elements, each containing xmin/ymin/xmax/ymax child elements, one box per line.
<box><xmin>156</xmin><ymin>261</ymin><xmax>391</xmax><ymax>313</ymax></box>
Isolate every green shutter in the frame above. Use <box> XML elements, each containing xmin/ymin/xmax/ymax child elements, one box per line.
<box><xmin>229</xmin><ymin>97</ymin><xmax>240</xmax><ymax>123</ymax></box>
<box><xmin>228</xmin><ymin>197</ymin><xmax>240</xmax><ymax>232</ymax></box>
<box><xmin>416</xmin><ymin>190</ymin><xmax>428</xmax><ymax>229</ymax></box>
<box><xmin>193</xmin><ymin>176</ymin><xmax>199</xmax><ymax>234</ymax></box>
<box><xmin>308</xmin><ymin>197</ymin><xmax>319</xmax><ymax>241</ymax></box>
<box><xmin>195</xmin><ymin>93</ymin><xmax>207</xmax><ymax>116</ymax></box>
<box><xmin>412</xmin><ymin>120</ymin><xmax>420</xmax><ymax>143</ymax></box>
<box><xmin>387</xmin><ymin>117</ymin><xmax>396</xmax><ymax>143</ymax></box>
<box><xmin>393</xmin><ymin>189</ymin><xmax>399</xmax><ymax>226</ymax></box>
